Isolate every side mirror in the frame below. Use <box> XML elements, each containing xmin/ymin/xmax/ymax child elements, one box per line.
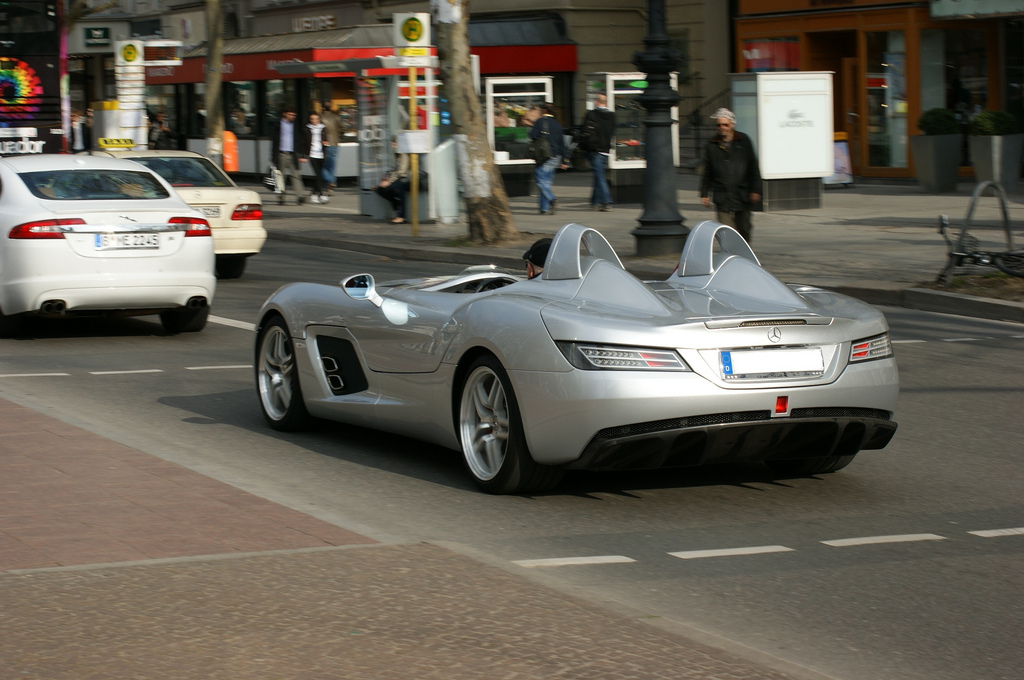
<box><xmin>341</xmin><ymin>274</ymin><xmax>384</xmax><ymax>307</ymax></box>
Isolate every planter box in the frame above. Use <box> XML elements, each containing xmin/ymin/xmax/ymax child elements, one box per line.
<box><xmin>909</xmin><ymin>134</ymin><xmax>961</xmax><ymax>193</ymax></box>
<box><xmin>969</xmin><ymin>133</ymin><xmax>1024</xmax><ymax>193</ymax></box>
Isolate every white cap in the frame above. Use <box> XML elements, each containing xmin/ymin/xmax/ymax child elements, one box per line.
<box><xmin>711</xmin><ymin>107</ymin><xmax>736</xmax><ymax>124</ymax></box>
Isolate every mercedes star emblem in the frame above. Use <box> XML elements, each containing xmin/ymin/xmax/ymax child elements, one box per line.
<box><xmin>768</xmin><ymin>327</ymin><xmax>782</xmax><ymax>343</ymax></box>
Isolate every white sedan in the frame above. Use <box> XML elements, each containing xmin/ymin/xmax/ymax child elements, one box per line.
<box><xmin>0</xmin><ymin>154</ymin><xmax>216</xmax><ymax>336</ymax></box>
<box><xmin>90</xmin><ymin>150</ymin><xmax>265</xmax><ymax>279</ymax></box>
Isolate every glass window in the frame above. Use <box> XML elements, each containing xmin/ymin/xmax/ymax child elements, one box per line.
<box><xmin>20</xmin><ymin>170</ymin><xmax>170</xmax><ymax>200</ymax></box>
<box><xmin>742</xmin><ymin>38</ymin><xmax>800</xmax><ymax>72</ymax></box>
<box><xmin>920</xmin><ymin>29</ymin><xmax>987</xmax><ymax>120</ymax></box>
<box><xmin>485</xmin><ymin>77</ymin><xmax>552</xmax><ymax>163</ymax></box>
<box><xmin>866</xmin><ymin>31</ymin><xmax>907</xmax><ymax>168</ymax></box>
<box><xmin>224</xmin><ymin>81</ymin><xmax>256</xmax><ymax>137</ymax></box>
<box><xmin>265</xmin><ymin>79</ymin><xmax>298</xmax><ymax>131</ymax></box>
<box><xmin>128</xmin><ymin>156</ymin><xmax>233</xmax><ymax>187</ymax></box>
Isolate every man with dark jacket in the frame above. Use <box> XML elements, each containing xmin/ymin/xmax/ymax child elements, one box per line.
<box><xmin>270</xmin><ymin>107</ymin><xmax>305</xmax><ymax>205</ymax></box>
<box><xmin>578</xmin><ymin>94</ymin><xmax>616</xmax><ymax>211</ymax></box>
<box><xmin>700</xmin><ymin>107</ymin><xmax>762</xmax><ymax>242</ymax></box>
<box><xmin>529</xmin><ymin>102</ymin><xmax>567</xmax><ymax>215</ymax></box>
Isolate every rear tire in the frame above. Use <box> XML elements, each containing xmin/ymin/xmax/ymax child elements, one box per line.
<box><xmin>766</xmin><ymin>454</ymin><xmax>857</xmax><ymax>476</ymax></box>
<box><xmin>160</xmin><ymin>305</ymin><xmax>209</xmax><ymax>334</ymax></box>
<box><xmin>216</xmin><ymin>255</ymin><xmax>247</xmax><ymax>279</ymax></box>
<box><xmin>256</xmin><ymin>315</ymin><xmax>311</xmax><ymax>431</ymax></box>
<box><xmin>457</xmin><ymin>355</ymin><xmax>563</xmax><ymax>494</ymax></box>
<box><xmin>0</xmin><ymin>306</ymin><xmax>25</xmax><ymax>338</ymax></box>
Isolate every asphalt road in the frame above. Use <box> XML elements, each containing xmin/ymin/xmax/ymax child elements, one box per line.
<box><xmin>1</xmin><ymin>241</ymin><xmax>1022</xmax><ymax>680</ymax></box>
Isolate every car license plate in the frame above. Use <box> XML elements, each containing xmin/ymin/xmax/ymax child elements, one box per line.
<box><xmin>95</xmin><ymin>233</ymin><xmax>160</xmax><ymax>250</ymax></box>
<box><xmin>721</xmin><ymin>348</ymin><xmax>823</xmax><ymax>379</ymax></box>
<box><xmin>199</xmin><ymin>206</ymin><xmax>221</xmax><ymax>218</ymax></box>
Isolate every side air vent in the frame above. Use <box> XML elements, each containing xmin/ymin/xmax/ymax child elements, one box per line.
<box><xmin>316</xmin><ymin>337</ymin><xmax>369</xmax><ymax>396</ymax></box>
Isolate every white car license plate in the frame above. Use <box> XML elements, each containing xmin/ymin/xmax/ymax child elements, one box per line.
<box><xmin>199</xmin><ymin>206</ymin><xmax>221</xmax><ymax>218</ymax></box>
<box><xmin>721</xmin><ymin>348</ymin><xmax>823</xmax><ymax>378</ymax></box>
<box><xmin>95</xmin><ymin>233</ymin><xmax>160</xmax><ymax>250</ymax></box>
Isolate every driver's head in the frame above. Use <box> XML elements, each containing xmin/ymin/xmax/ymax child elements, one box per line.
<box><xmin>523</xmin><ymin>238</ymin><xmax>552</xmax><ymax>279</ymax></box>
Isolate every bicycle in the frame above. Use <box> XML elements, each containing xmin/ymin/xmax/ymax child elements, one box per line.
<box><xmin>938</xmin><ymin>180</ymin><xmax>1024</xmax><ymax>286</ymax></box>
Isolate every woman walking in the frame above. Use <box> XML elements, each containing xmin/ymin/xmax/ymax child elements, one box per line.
<box><xmin>300</xmin><ymin>113</ymin><xmax>328</xmax><ymax>204</ymax></box>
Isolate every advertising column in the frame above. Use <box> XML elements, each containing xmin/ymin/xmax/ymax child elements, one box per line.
<box><xmin>114</xmin><ymin>40</ymin><xmax>147</xmax><ymax>148</ymax></box>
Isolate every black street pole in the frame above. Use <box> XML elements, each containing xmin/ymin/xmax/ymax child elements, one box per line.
<box><xmin>631</xmin><ymin>0</ymin><xmax>688</xmax><ymax>256</ymax></box>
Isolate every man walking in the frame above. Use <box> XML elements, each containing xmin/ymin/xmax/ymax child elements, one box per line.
<box><xmin>699</xmin><ymin>107</ymin><xmax>762</xmax><ymax>242</ymax></box>
<box><xmin>319</xmin><ymin>100</ymin><xmax>342</xmax><ymax>195</ymax></box>
<box><xmin>270</xmin><ymin>107</ymin><xmax>306</xmax><ymax>205</ymax></box>
<box><xmin>578</xmin><ymin>94</ymin><xmax>615</xmax><ymax>211</ymax></box>
<box><xmin>530</xmin><ymin>102</ymin><xmax>567</xmax><ymax>215</ymax></box>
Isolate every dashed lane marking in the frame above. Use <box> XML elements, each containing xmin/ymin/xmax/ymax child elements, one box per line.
<box><xmin>0</xmin><ymin>372</ymin><xmax>71</xmax><ymax>378</ymax></box>
<box><xmin>88</xmin><ymin>369</ymin><xmax>164</xmax><ymax>376</ymax></box>
<box><xmin>669</xmin><ymin>545</ymin><xmax>794</xmax><ymax>560</ymax></box>
<box><xmin>942</xmin><ymin>337</ymin><xmax>983</xmax><ymax>342</ymax></box>
<box><xmin>892</xmin><ymin>339</ymin><xmax>927</xmax><ymax>344</ymax></box>
<box><xmin>185</xmin><ymin>365</ymin><xmax>252</xmax><ymax>371</ymax></box>
<box><xmin>821</xmin><ymin>533</ymin><xmax>947</xmax><ymax>547</ymax></box>
<box><xmin>210</xmin><ymin>315</ymin><xmax>255</xmax><ymax>331</ymax></box>
<box><xmin>513</xmin><ymin>555</ymin><xmax>636</xmax><ymax>568</ymax></box>
<box><xmin>968</xmin><ymin>527</ymin><xmax>1024</xmax><ymax>538</ymax></box>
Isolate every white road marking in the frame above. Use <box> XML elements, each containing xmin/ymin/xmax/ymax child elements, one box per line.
<box><xmin>892</xmin><ymin>339</ymin><xmax>927</xmax><ymax>344</ymax></box>
<box><xmin>185</xmin><ymin>364</ymin><xmax>252</xmax><ymax>371</ymax></box>
<box><xmin>0</xmin><ymin>372</ymin><xmax>70</xmax><ymax>378</ymax></box>
<box><xmin>821</xmin><ymin>533</ymin><xmax>947</xmax><ymax>547</ymax></box>
<box><xmin>669</xmin><ymin>545</ymin><xmax>794</xmax><ymax>560</ymax></box>
<box><xmin>89</xmin><ymin>369</ymin><xmax>164</xmax><ymax>376</ymax></box>
<box><xmin>968</xmin><ymin>527</ymin><xmax>1024</xmax><ymax>538</ymax></box>
<box><xmin>513</xmin><ymin>555</ymin><xmax>636</xmax><ymax>568</ymax></box>
<box><xmin>210</xmin><ymin>315</ymin><xmax>255</xmax><ymax>331</ymax></box>
<box><xmin>942</xmin><ymin>338</ymin><xmax>981</xmax><ymax>342</ymax></box>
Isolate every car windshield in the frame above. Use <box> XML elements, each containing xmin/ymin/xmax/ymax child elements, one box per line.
<box><xmin>131</xmin><ymin>157</ymin><xmax>233</xmax><ymax>187</ymax></box>
<box><xmin>20</xmin><ymin>170</ymin><xmax>171</xmax><ymax>200</ymax></box>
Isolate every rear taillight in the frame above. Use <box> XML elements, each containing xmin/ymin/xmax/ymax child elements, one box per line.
<box><xmin>9</xmin><ymin>218</ymin><xmax>86</xmax><ymax>239</ymax></box>
<box><xmin>850</xmin><ymin>333</ymin><xmax>893</xmax><ymax>362</ymax></box>
<box><xmin>169</xmin><ymin>216</ymin><xmax>212</xmax><ymax>237</ymax></box>
<box><xmin>231</xmin><ymin>204</ymin><xmax>262</xmax><ymax>221</ymax></box>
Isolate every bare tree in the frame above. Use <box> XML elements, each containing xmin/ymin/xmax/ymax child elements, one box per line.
<box><xmin>431</xmin><ymin>0</ymin><xmax>518</xmax><ymax>244</ymax></box>
<box><xmin>205</xmin><ymin>0</ymin><xmax>225</xmax><ymax>165</ymax></box>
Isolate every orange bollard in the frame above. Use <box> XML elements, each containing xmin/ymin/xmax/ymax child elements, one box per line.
<box><xmin>222</xmin><ymin>131</ymin><xmax>238</xmax><ymax>171</ymax></box>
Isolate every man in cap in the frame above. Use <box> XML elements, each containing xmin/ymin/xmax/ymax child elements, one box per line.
<box><xmin>699</xmin><ymin>107</ymin><xmax>762</xmax><ymax>242</ymax></box>
<box><xmin>522</xmin><ymin>237</ymin><xmax>552</xmax><ymax>280</ymax></box>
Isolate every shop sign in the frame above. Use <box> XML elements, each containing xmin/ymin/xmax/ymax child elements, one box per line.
<box><xmin>393</xmin><ymin>13</ymin><xmax>431</xmax><ymax>57</ymax></box>
<box><xmin>292</xmin><ymin>15</ymin><xmax>336</xmax><ymax>33</ymax></box>
<box><xmin>85</xmin><ymin>27</ymin><xmax>110</xmax><ymax>47</ymax></box>
<box><xmin>931</xmin><ymin>0</ymin><xmax>1024</xmax><ymax>17</ymax></box>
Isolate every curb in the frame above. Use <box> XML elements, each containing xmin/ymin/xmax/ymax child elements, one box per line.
<box><xmin>267</xmin><ymin>230</ymin><xmax>1024</xmax><ymax>324</ymax></box>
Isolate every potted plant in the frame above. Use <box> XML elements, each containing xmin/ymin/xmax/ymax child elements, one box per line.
<box><xmin>969</xmin><ymin>110</ymin><xmax>1024</xmax><ymax>193</ymax></box>
<box><xmin>909</xmin><ymin>108</ymin><xmax>962</xmax><ymax>193</ymax></box>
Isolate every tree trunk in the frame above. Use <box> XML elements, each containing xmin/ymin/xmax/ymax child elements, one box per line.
<box><xmin>205</xmin><ymin>0</ymin><xmax>225</xmax><ymax>166</ymax></box>
<box><xmin>431</xmin><ymin>0</ymin><xmax>518</xmax><ymax>244</ymax></box>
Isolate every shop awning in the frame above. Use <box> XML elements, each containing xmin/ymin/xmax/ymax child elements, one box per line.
<box><xmin>146</xmin><ymin>18</ymin><xmax>576</xmax><ymax>85</ymax></box>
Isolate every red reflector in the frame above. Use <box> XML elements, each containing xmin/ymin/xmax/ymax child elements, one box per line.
<box><xmin>231</xmin><ymin>204</ymin><xmax>262</xmax><ymax>221</ymax></box>
<box><xmin>775</xmin><ymin>396</ymin><xmax>789</xmax><ymax>414</ymax></box>
<box><xmin>851</xmin><ymin>341</ymin><xmax>869</xmax><ymax>359</ymax></box>
<box><xmin>9</xmin><ymin>218</ymin><xmax>86</xmax><ymax>239</ymax></box>
<box><xmin>169</xmin><ymin>216</ymin><xmax>212</xmax><ymax>237</ymax></box>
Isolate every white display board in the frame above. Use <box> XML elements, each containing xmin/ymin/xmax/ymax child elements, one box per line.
<box><xmin>733</xmin><ymin>72</ymin><xmax>834</xmax><ymax>180</ymax></box>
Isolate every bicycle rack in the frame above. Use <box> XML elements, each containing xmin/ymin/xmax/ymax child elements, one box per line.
<box><xmin>938</xmin><ymin>180</ymin><xmax>1017</xmax><ymax>287</ymax></box>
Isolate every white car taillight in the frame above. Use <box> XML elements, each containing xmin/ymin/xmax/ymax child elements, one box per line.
<box><xmin>557</xmin><ymin>342</ymin><xmax>692</xmax><ymax>371</ymax></box>
<box><xmin>850</xmin><ymin>333</ymin><xmax>893</xmax><ymax>362</ymax></box>
<box><xmin>169</xmin><ymin>216</ymin><xmax>212</xmax><ymax>237</ymax></box>
<box><xmin>8</xmin><ymin>218</ymin><xmax>86</xmax><ymax>239</ymax></box>
<box><xmin>231</xmin><ymin>204</ymin><xmax>262</xmax><ymax>221</ymax></box>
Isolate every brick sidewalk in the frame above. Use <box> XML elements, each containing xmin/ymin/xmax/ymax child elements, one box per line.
<box><xmin>1</xmin><ymin>396</ymin><xmax>809</xmax><ymax>679</ymax></box>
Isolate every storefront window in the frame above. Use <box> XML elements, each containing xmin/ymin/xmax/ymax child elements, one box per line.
<box><xmin>224</xmin><ymin>82</ymin><xmax>256</xmax><ymax>137</ymax></box>
<box><xmin>920</xmin><ymin>29</ymin><xmax>987</xmax><ymax>120</ymax></box>
<box><xmin>266</xmin><ymin>79</ymin><xmax>298</xmax><ymax>131</ymax></box>
<box><xmin>866</xmin><ymin>31</ymin><xmax>907</xmax><ymax>168</ymax></box>
<box><xmin>743</xmin><ymin>38</ymin><xmax>800</xmax><ymax>72</ymax></box>
<box><xmin>485</xmin><ymin>77</ymin><xmax>552</xmax><ymax>163</ymax></box>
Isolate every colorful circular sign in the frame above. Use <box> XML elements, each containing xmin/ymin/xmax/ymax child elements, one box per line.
<box><xmin>401</xmin><ymin>17</ymin><xmax>424</xmax><ymax>43</ymax></box>
<box><xmin>121</xmin><ymin>43</ymin><xmax>139</xmax><ymax>63</ymax></box>
<box><xmin>0</xmin><ymin>58</ymin><xmax>43</xmax><ymax>118</ymax></box>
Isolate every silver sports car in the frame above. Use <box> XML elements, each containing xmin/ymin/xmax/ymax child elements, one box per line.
<box><xmin>255</xmin><ymin>221</ymin><xmax>898</xmax><ymax>494</ymax></box>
